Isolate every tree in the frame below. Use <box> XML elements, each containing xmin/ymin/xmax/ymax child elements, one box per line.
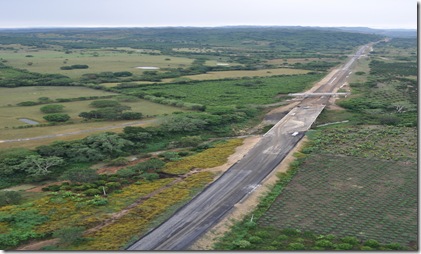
<box><xmin>83</xmin><ymin>132</ymin><xmax>134</xmax><ymax>157</ymax></box>
<box><xmin>160</xmin><ymin>114</ymin><xmax>208</xmax><ymax>133</ymax></box>
<box><xmin>40</xmin><ymin>104</ymin><xmax>65</xmax><ymax>114</ymax></box>
<box><xmin>0</xmin><ymin>191</ymin><xmax>22</xmax><ymax>206</ymax></box>
<box><xmin>0</xmin><ymin>148</ymin><xmax>36</xmax><ymax>176</ymax></box>
<box><xmin>61</xmin><ymin>168</ymin><xmax>99</xmax><ymax>183</ymax></box>
<box><xmin>19</xmin><ymin>155</ymin><xmax>64</xmax><ymax>177</ymax></box>
<box><xmin>43</xmin><ymin>113</ymin><xmax>70</xmax><ymax>122</ymax></box>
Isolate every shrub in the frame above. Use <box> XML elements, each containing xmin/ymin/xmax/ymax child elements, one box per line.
<box><xmin>40</xmin><ymin>104</ymin><xmax>65</xmax><ymax>114</ymax></box>
<box><xmin>277</xmin><ymin>235</ymin><xmax>288</xmax><ymax>241</ymax></box>
<box><xmin>142</xmin><ymin>173</ymin><xmax>159</xmax><ymax>181</ymax></box>
<box><xmin>0</xmin><ymin>191</ymin><xmax>22</xmax><ymax>206</ymax></box>
<box><xmin>315</xmin><ymin>239</ymin><xmax>335</xmax><ymax>248</ymax></box>
<box><xmin>105</xmin><ymin>182</ymin><xmax>121</xmax><ymax>190</ymax></box>
<box><xmin>87</xmin><ymin>196</ymin><xmax>108</xmax><ymax>206</ymax></box>
<box><xmin>17</xmin><ymin>101</ymin><xmax>38</xmax><ymax>106</ymax></box>
<box><xmin>336</xmin><ymin>243</ymin><xmax>354</xmax><ymax>250</ymax></box>
<box><xmin>341</xmin><ymin>236</ymin><xmax>359</xmax><ymax>245</ymax></box>
<box><xmin>384</xmin><ymin>243</ymin><xmax>403</xmax><ymax>250</ymax></box>
<box><xmin>43</xmin><ymin>184</ymin><xmax>61</xmax><ymax>192</ymax></box>
<box><xmin>107</xmin><ymin>157</ymin><xmax>129</xmax><ymax>166</ymax></box>
<box><xmin>116</xmin><ymin>168</ymin><xmax>137</xmax><ymax>178</ymax></box>
<box><xmin>287</xmin><ymin>242</ymin><xmax>305</xmax><ymax>250</ymax></box>
<box><xmin>53</xmin><ymin>226</ymin><xmax>85</xmax><ymax>245</ymax></box>
<box><xmin>248</xmin><ymin>236</ymin><xmax>263</xmax><ymax>244</ymax></box>
<box><xmin>232</xmin><ymin>240</ymin><xmax>251</xmax><ymax>249</ymax></box>
<box><xmin>364</xmin><ymin>239</ymin><xmax>380</xmax><ymax>248</ymax></box>
<box><xmin>84</xmin><ymin>188</ymin><xmax>102</xmax><ymax>196</ymax></box>
<box><xmin>43</xmin><ymin>113</ymin><xmax>70</xmax><ymax>122</ymax></box>
<box><xmin>282</xmin><ymin>228</ymin><xmax>301</xmax><ymax>236</ymax></box>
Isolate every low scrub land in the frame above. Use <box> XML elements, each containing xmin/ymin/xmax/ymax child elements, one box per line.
<box><xmin>118</xmin><ymin>74</ymin><xmax>324</xmax><ymax>107</ymax></box>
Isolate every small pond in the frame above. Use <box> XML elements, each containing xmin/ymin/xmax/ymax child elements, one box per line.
<box><xmin>19</xmin><ymin>118</ymin><xmax>39</xmax><ymax>125</ymax></box>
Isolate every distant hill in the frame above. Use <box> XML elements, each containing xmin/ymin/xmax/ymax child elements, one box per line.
<box><xmin>332</xmin><ymin>27</ymin><xmax>416</xmax><ymax>38</ymax></box>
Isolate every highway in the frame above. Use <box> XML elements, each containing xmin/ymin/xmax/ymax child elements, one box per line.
<box><xmin>126</xmin><ymin>43</ymin><xmax>372</xmax><ymax>250</ymax></box>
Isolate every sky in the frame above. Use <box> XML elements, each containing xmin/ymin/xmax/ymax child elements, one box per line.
<box><xmin>0</xmin><ymin>0</ymin><xmax>417</xmax><ymax>29</ymax></box>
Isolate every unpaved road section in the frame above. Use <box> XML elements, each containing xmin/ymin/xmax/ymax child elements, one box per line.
<box><xmin>126</xmin><ymin>43</ymin><xmax>372</xmax><ymax>250</ymax></box>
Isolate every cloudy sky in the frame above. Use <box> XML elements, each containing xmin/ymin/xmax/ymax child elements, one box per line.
<box><xmin>0</xmin><ymin>0</ymin><xmax>417</xmax><ymax>29</ymax></box>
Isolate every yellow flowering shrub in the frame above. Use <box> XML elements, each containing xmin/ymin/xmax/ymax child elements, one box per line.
<box><xmin>163</xmin><ymin>139</ymin><xmax>244</xmax><ymax>174</ymax></box>
<box><xmin>72</xmin><ymin>171</ymin><xmax>215</xmax><ymax>250</ymax></box>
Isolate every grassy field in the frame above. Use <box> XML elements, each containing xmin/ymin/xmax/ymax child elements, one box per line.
<box><xmin>120</xmin><ymin>74</ymin><xmax>324</xmax><ymax>107</ymax></box>
<box><xmin>0</xmin><ymin>47</ymin><xmax>194</xmax><ymax>79</ymax></box>
<box><xmin>0</xmin><ymin>86</ymin><xmax>118</xmax><ymax>107</ymax></box>
<box><xmin>162</xmin><ymin>68</ymin><xmax>311</xmax><ymax>82</ymax></box>
<box><xmin>0</xmin><ymin>86</ymin><xmax>184</xmax><ymax>129</ymax></box>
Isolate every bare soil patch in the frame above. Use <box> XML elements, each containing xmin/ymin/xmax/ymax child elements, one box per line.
<box><xmin>16</xmin><ymin>238</ymin><xmax>60</xmax><ymax>250</ymax></box>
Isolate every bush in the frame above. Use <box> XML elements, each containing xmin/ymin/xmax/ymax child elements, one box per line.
<box><xmin>232</xmin><ymin>240</ymin><xmax>251</xmax><ymax>249</ymax></box>
<box><xmin>341</xmin><ymin>236</ymin><xmax>359</xmax><ymax>245</ymax></box>
<box><xmin>107</xmin><ymin>157</ymin><xmax>129</xmax><ymax>166</ymax></box>
<box><xmin>287</xmin><ymin>242</ymin><xmax>305</xmax><ymax>250</ymax></box>
<box><xmin>40</xmin><ymin>104</ymin><xmax>65</xmax><ymax>113</ymax></box>
<box><xmin>83</xmin><ymin>188</ymin><xmax>102</xmax><ymax>196</ymax></box>
<box><xmin>384</xmin><ymin>243</ymin><xmax>403</xmax><ymax>250</ymax></box>
<box><xmin>364</xmin><ymin>239</ymin><xmax>380</xmax><ymax>248</ymax></box>
<box><xmin>43</xmin><ymin>113</ymin><xmax>70</xmax><ymax>122</ymax></box>
<box><xmin>315</xmin><ymin>239</ymin><xmax>334</xmax><ymax>248</ymax></box>
<box><xmin>105</xmin><ymin>182</ymin><xmax>121</xmax><ymax>190</ymax></box>
<box><xmin>61</xmin><ymin>168</ymin><xmax>99</xmax><ymax>183</ymax></box>
<box><xmin>53</xmin><ymin>226</ymin><xmax>85</xmax><ymax>245</ymax></box>
<box><xmin>0</xmin><ymin>191</ymin><xmax>22</xmax><ymax>206</ymax></box>
<box><xmin>17</xmin><ymin>101</ymin><xmax>39</xmax><ymax>106</ymax></box>
<box><xmin>336</xmin><ymin>243</ymin><xmax>354</xmax><ymax>250</ymax></box>
<box><xmin>282</xmin><ymin>228</ymin><xmax>301</xmax><ymax>236</ymax></box>
<box><xmin>248</xmin><ymin>236</ymin><xmax>263</xmax><ymax>244</ymax></box>
<box><xmin>43</xmin><ymin>184</ymin><xmax>61</xmax><ymax>192</ymax></box>
<box><xmin>116</xmin><ymin>168</ymin><xmax>137</xmax><ymax>178</ymax></box>
<box><xmin>142</xmin><ymin>173</ymin><xmax>159</xmax><ymax>181</ymax></box>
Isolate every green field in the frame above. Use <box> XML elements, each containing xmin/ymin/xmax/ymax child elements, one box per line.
<box><xmin>0</xmin><ymin>86</ymin><xmax>185</xmax><ymax>131</ymax></box>
<box><xmin>120</xmin><ymin>74</ymin><xmax>324</xmax><ymax>107</ymax></box>
<box><xmin>259</xmin><ymin>154</ymin><xmax>417</xmax><ymax>245</ymax></box>
<box><xmin>0</xmin><ymin>86</ymin><xmax>118</xmax><ymax>107</ymax></box>
<box><xmin>162</xmin><ymin>68</ymin><xmax>311</xmax><ymax>82</ymax></box>
<box><xmin>0</xmin><ymin>47</ymin><xmax>194</xmax><ymax>79</ymax></box>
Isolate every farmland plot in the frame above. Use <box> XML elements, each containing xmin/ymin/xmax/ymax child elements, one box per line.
<box><xmin>258</xmin><ymin>154</ymin><xmax>417</xmax><ymax>246</ymax></box>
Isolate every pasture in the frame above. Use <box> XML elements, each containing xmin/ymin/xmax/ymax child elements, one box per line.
<box><xmin>0</xmin><ymin>46</ymin><xmax>194</xmax><ymax>79</ymax></box>
<box><xmin>120</xmin><ymin>74</ymin><xmax>324</xmax><ymax>107</ymax></box>
<box><xmin>162</xmin><ymin>68</ymin><xmax>311</xmax><ymax>82</ymax></box>
<box><xmin>0</xmin><ymin>86</ymin><xmax>118</xmax><ymax>107</ymax></box>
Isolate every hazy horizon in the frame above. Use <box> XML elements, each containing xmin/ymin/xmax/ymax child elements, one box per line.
<box><xmin>0</xmin><ymin>0</ymin><xmax>416</xmax><ymax>30</ymax></box>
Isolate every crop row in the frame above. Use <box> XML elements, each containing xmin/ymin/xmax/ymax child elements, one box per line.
<box><xmin>258</xmin><ymin>154</ymin><xmax>417</xmax><ymax>245</ymax></box>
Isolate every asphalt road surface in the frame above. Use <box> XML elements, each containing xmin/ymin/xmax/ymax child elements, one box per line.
<box><xmin>126</xmin><ymin>44</ymin><xmax>373</xmax><ymax>250</ymax></box>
